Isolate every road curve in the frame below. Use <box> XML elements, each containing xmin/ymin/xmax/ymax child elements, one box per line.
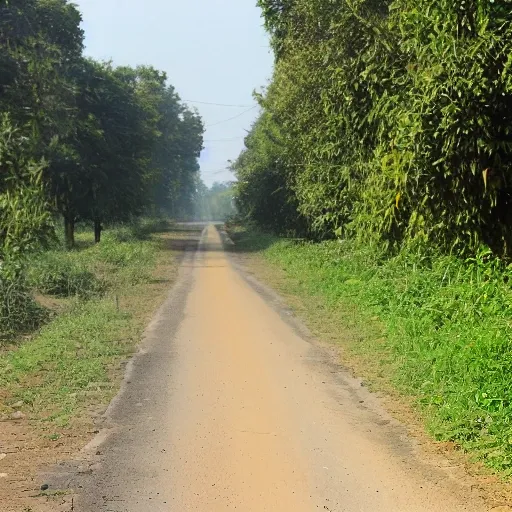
<box><xmin>71</xmin><ymin>224</ymin><xmax>486</xmax><ymax>511</ymax></box>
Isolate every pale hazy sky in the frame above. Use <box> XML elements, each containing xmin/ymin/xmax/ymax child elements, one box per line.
<box><xmin>73</xmin><ymin>0</ymin><xmax>274</xmax><ymax>186</ymax></box>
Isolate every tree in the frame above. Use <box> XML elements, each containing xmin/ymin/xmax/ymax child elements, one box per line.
<box><xmin>69</xmin><ymin>61</ymin><xmax>157</xmax><ymax>244</ymax></box>
<box><xmin>0</xmin><ymin>1</ymin><xmax>205</xmax><ymax>249</ymax></box>
<box><xmin>257</xmin><ymin>0</ymin><xmax>296</xmax><ymax>57</ymax></box>
<box><xmin>0</xmin><ymin>0</ymin><xmax>84</xmax><ymax>247</ymax></box>
<box><xmin>168</xmin><ymin>109</ymin><xmax>204</xmax><ymax>219</ymax></box>
<box><xmin>149</xmin><ymin>85</ymin><xmax>204</xmax><ymax>219</ymax></box>
<box><xmin>233</xmin><ymin>111</ymin><xmax>306</xmax><ymax>235</ymax></box>
<box><xmin>237</xmin><ymin>0</ymin><xmax>512</xmax><ymax>255</ymax></box>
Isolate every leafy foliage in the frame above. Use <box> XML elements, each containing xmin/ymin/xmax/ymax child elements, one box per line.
<box><xmin>0</xmin><ymin>0</ymin><xmax>204</xmax><ymax>249</ymax></box>
<box><xmin>238</xmin><ymin>0</ymin><xmax>512</xmax><ymax>255</ymax></box>
<box><xmin>0</xmin><ymin>116</ymin><xmax>53</xmax><ymax>257</ymax></box>
<box><xmin>233</xmin><ymin>1</ymin><xmax>512</xmax><ymax>473</ymax></box>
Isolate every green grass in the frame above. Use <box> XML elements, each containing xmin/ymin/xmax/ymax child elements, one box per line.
<box><xmin>231</xmin><ymin>227</ymin><xmax>512</xmax><ymax>474</ymax></box>
<box><xmin>1</xmin><ymin>299</ymin><xmax>132</xmax><ymax>426</ymax></box>
<box><xmin>0</xmin><ymin>220</ymin><xmax>175</xmax><ymax>427</ymax></box>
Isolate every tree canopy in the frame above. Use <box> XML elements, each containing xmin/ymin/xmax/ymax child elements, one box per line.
<box><xmin>0</xmin><ymin>0</ymin><xmax>204</xmax><ymax>251</ymax></box>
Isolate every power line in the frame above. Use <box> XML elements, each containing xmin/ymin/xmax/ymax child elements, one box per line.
<box><xmin>203</xmin><ymin>137</ymin><xmax>245</xmax><ymax>142</ymax></box>
<box><xmin>201</xmin><ymin>167</ymin><xmax>232</xmax><ymax>175</ymax></box>
<box><xmin>206</xmin><ymin>106</ymin><xmax>258</xmax><ymax>128</ymax></box>
<box><xmin>184</xmin><ymin>99</ymin><xmax>255</xmax><ymax>108</ymax></box>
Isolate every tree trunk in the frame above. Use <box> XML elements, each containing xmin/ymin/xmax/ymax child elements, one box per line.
<box><xmin>64</xmin><ymin>215</ymin><xmax>75</xmax><ymax>249</ymax></box>
<box><xmin>94</xmin><ymin>219</ymin><xmax>102</xmax><ymax>244</ymax></box>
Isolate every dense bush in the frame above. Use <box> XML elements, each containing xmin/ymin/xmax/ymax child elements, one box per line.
<box><xmin>233</xmin><ymin>3</ymin><xmax>512</xmax><ymax>471</ymax></box>
<box><xmin>235</xmin><ymin>0</ymin><xmax>512</xmax><ymax>255</ymax></box>
<box><xmin>0</xmin><ymin>116</ymin><xmax>53</xmax><ymax>338</ymax></box>
<box><xmin>0</xmin><ymin>261</ymin><xmax>46</xmax><ymax>338</ymax></box>
<box><xmin>29</xmin><ymin>252</ymin><xmax>104</xmax><ymax>299</ymax></box>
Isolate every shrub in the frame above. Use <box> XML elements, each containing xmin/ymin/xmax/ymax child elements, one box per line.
<box><xmin>0</xmin><ymin>260</ymin><xmax>46</xmax><ymax>338</ymax></box>
<box><xmin>29</xmin><ymin>252</ymin><xmax>104</xmax><ymax>299</ymax></box>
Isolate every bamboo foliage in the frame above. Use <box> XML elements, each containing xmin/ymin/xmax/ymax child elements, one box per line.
<box><xmin>235</xmin><ymin>0</ymin><xmax>512</xmax><ymax>254</ymax></box>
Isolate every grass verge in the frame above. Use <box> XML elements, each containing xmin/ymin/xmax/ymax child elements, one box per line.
<box><xmin>1</xmin><ymin>222</ymin><xmax>184</xmax><ymax>424</ymax></box>
<box><xmin>0</xmin><ymin>221</ymin><xmax>196</xmax><ymax>511</ymax></box>
<box><xmin>228</xmin><ymin>226</ymin><xmax>512</xmax><ymax>477</ymax></box>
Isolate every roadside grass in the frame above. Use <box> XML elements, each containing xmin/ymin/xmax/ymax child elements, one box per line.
<box><xmin>229</xmin><ymin>227</ymin><xmax>512</xmax><ymax>476</ymax></box>
<box><xmin>2</xmin><ymin>299</ymin><xmax>132</xmax><ymax>426</ymax></box>
<box><xmin>0</xmin><ymin>220</ymin><xmax>186</xmax><ymax>428</ymax></box>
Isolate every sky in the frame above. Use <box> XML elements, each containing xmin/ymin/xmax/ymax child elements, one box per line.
<box><xmin>73</xmin><ymin>0</ymin><xmax>274</xmax><ymax>186</ymax></box>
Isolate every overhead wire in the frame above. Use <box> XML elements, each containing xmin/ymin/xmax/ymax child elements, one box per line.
<box><xmin>206</xmin><ymin>105</ymin><xmax>259</xmax><ymax>128</ymax></box>
<box><xmin>184</xmin><ymin>99</ymin><xmax>255</xmax><ymax>108</ymax></box>
<box><xmin>203</xmin><ymin>136</ymin><xmax>245</xmax><ymax>142</ymax></box>
<box><xmin>201</xmin><ymin>167</ymin><xmax>232</xmax><ymax>175</ymax></box>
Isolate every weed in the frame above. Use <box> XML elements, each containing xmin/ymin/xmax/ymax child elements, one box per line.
<box><xmin>29</xmin><ymin>252</ymin><xmax>104</xmax><ymax>299</ymax></box>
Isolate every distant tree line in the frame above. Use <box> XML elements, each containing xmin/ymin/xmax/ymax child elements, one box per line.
<box><xmin>234</xmin><ymin>0</ymin><xmax>512</xmax><ymax>255</ymax></box>
<box><xmin>0</xmin><ymin>0</ymin><xmax>204</xmax><ymax>254</ymax></box>
<box><xmin>194</xmin><ymin>181</ymin><xmax>236</xmax><ymax>222</ymax></box>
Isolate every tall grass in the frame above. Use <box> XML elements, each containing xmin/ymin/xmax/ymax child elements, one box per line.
<box><xmin>0</xmin><ymin>219</ymin><xmax>170</xmax><ymax>424</ymax></box>
<box><xmin>28</xmin><ymin>252</ymin><xmax>104</xmax><ymax>298</ymax></box>
<box><xmin>0</xmin><ymin>219</ymin><xmax>165</xmax><ymax>340</ymax></box>
<box><xmin>233</xmin><ymin>229</ymin><xmax>512</xmax><ymax>474</ymax></box>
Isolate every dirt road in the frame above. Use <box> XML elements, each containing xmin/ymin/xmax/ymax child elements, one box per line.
<box><xmin>65</xmin><ymin>224</ymin><xmax>487</xmax><ymax>511</ymax></box>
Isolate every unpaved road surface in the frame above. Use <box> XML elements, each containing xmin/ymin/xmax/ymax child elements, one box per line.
<box><xmin>61</xmin><ymin>224</ymin><xmax>487</xmax><ymax>511</ymax></box>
